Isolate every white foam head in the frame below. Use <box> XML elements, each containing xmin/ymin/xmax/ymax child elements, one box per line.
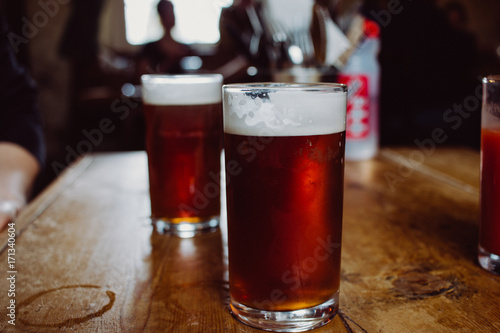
<box><xmin>141</xmin><ymin>74</ymin><xmax>223</xmax><ymax>105</ymax></box>
<box><xmin>223</xmin><ymin>83</ymin><xmax>346</xmax><ymax>136</ymax></box>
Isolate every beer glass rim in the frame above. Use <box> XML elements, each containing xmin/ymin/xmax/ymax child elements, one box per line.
<box><xmin>223</xmin><ymin>82</ymin><xmax>347</xmax><ymax>93</ymax></box>
<box><xmin>141</xmin><ymin>74</ymin><xmax>223</xmax><ymax>105</ymax></box>
<box><xmin>141</xmin><ymin>73</ymin><xmax>223</xmax><ymax>85</ymax></box>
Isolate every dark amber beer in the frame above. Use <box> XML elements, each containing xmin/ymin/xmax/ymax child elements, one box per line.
<box><xmin>141</xmin><ymin>74</ymin><xmax>223</xmax><ymax>236</ymax></box>
<box><xmin>479</xmin><ymin>75</ymin><xmax>500</xmax><ymax>275</ymax></box>
<box><xmin>223</xmin><ymin>83</ymin><xmax>347</xmax><ymax>331</ymax></box>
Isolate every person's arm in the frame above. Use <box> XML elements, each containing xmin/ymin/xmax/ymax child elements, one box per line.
<box><xmin>0</xmin><ymin>13</ymin><xmax>45</xmax><ymax>230</ymax></box>
<box><xmin>0</xmin><ymin>143</ymin><xmax>40</xmax><ymax>229</ymax></box>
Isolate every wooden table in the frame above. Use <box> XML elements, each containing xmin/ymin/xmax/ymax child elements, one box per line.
<box><xmin>1</xmin><ymin>147</ymin><xmax>499</xmax><ymax>332</ymax></box>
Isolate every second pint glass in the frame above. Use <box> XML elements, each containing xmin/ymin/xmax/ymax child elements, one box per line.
<box><xmin>141</xmin><ymin>74</ymin><xmax>223</xmax><ymax>236</ymax></box>
<box><xmin>479</xmin><ymin>75</ymin><xmax>500</xmax><ymax>274</ymax></box>
<box><xmin>223</xmin><ymin>83</ymin><xmax>347</xmax><ymax>331</ymax></box>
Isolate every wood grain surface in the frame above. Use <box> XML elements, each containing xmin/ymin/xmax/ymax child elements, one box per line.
<box><xmin>0</xmin><ymin>148</ymin><xmax>499</xmax><ymax>332</ymax></box>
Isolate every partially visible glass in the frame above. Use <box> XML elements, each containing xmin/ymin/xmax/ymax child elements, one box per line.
<box><xmin>223</xmin><ymin>83</ymin><xmax>347</xmax><ymax>331</ymax></box>
<box><xmin>479</xmin><ymin>75</ymin><xmax>500</xmax><ymax>275</ymax></box>
<box><xmin>141</xmin><ymin>74</ymin><xmax>223</xmax><ymax>237</ymax></box>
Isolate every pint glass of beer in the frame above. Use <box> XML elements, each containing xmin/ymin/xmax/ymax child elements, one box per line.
<box><xmin>223</xmin><ymin>83</ymin><xmax>347</xmax><ymax>331</ymax></box>
<box><xmin>479</xmin><ymin>75</ymin><xmax>500</xmax><ymax>275</ymax></box>
<box><xmin>141</xmin><ymin>74</ymin><xmax>223</xmax><ymax>236</ymax></box>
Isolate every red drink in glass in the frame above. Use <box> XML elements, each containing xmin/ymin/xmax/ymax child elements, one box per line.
<box><xmin>223</xmin><ymin>83</ymin><xmax>347</xmax><ymax>331</ymax></box>
<box><xmin>225</xmin><ymin>132</ymin><xmax>344</xmax><ymax>311</ymax></box>
<box><xmin>478</xmin><ymin>75</ymin><xmax>500</xmax><ymax>274</ymax></box>
<box><xmin>480</xmin><ymin>128</ymin><xmax>500</xmax><ymax>257</ymax></box>
<box><xmin>144</xmin><ymin>103</ymin><xmax>222</xmax><ymax>221</ymax></box>
<box><xmin>141</xmin><ymin>74</ymin><xmax>223</xmax><ymax>236</ymax></box>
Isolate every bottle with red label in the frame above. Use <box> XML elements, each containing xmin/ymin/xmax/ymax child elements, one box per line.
<box><xmin>338</xmin><ymin>19</ymin><xmax>380</xmax><ymax>160</ymax></box>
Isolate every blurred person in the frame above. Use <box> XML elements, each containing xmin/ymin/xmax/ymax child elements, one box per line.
<box><xmin>136</xmin><ymin>0</ymin><xmax>192</xmax><ymax>75</ymax></box>
<box><xmin>444</xmin><ymin>1</ymin><xmax>469</xmax><ymax>31</ymax></box>
<box><xmin>215</xmin><ymin>0</ymin><xmax>275</xmax><ymax>82</ymax></box>
<box><xmin>215</xmin><ymin>0</ymin><xmax>254</xmax><ymax>80</ymax></box>
<box><xmin>0</xmin><ymin>14</ymin><xmax>45</xmax><ymax>229</ymax></box>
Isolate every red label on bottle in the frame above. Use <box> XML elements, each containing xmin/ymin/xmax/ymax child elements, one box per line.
<box><xmin>338</xmin><ymin>74</ymin><xmax>370</xmax><ymax>140</ymax></box>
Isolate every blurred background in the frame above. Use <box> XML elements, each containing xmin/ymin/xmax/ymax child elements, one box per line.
<box><xmin>1</xmin><ymin>0</ymin><xmax>499</xmax><ymax>190</ymax></box>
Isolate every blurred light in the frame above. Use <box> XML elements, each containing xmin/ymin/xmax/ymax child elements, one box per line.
<box><xmin>170</xmin><ymin>0</ymin><xmax>233</xmax><ymax>44</ymax></box>
<box><xmin>124</xmin><ymin>0</ymin><xmax>163</xmax><ymax>45</ymax></box>
<box><xmin>180</xmin><ymin>56</ymin><xmax>203</xmax><ymax>71</ymax></box>
<box><xmin>125</xmin><ymin>0</ymin><xmax>233</xmax><ymax>45</ymax></box>
<box><xmin>121</xmin><ymin>83</ymin><xmax>136</xmax><ymax>97</ymax></box>
<box><xmin>496</xmin><ymin>45</ymin><xmax>500</xmax><ymax>58</ymax></box>
<box><xmin>178</xmin><ymin>230</ymin><xmax>197</xmax><ymax>239</ymax></box>
<box><xmin>288</xmin><ymin>45</ymin><xmax>304</xmax><ymax>65</ymax></box>
<box><xmin>247</xmin><ymin>66</ymin><xmax>258</xmax><ymax>76</ymax></box>
<box><xmin>179</xmin><ymin>238</ymin><xmax>196</xmax><ymax>257</ymax></box>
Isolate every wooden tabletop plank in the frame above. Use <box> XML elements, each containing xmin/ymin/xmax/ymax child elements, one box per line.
<box><xmin>0</xmin><ymin>156</ymin><xmax>94</xmax><ymax>253</ymax></box>
<box><xmin>340</xmin><ymin>152</ymin><xmax>499</xmax><ymax>333</ymax></box>
<box><xmin>380</xmin><ymin>147</ymin><xmax>480</xmax><ymax>194</ymax></box>
<box><xmin>0</xmin><ymin>148</ymin><xmax>498</xmax><ymax>332</ymax></box>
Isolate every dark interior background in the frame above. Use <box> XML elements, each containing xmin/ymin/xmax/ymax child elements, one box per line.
<box><xmin>1</xmin><ymin>0</ymin><xmax>499</xmax><ymax>193</ymax></box>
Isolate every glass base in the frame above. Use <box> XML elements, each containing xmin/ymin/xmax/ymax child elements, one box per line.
<box><xmin>230</xmin><ymin>292</ymin><xmax>339</xmax><ymax>332</ymax></box>
<box><xmin>152</xmin><ymin>216</ymin><xmax>219</xmax><ymax>238</ymax></box>
<box><xmin>478</xmin><ymin>245</ymin><xmax>500</xmax><ymax>275</ymax></box>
